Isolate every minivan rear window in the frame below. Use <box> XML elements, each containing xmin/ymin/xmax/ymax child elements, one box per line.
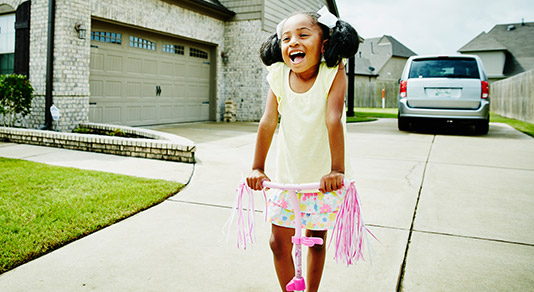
<box><xmin>408</xmin><ymin>57</ymin><xmax>480</xmax><ymax>79</ymax></box>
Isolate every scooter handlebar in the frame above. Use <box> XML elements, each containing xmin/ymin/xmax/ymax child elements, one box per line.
<box><xmin>262</xmin><ymin>181</ymin><xmax>321</xmax><ymax>192</ymax></box>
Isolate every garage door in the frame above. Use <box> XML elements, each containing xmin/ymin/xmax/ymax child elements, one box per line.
<box><xmin>89</xmin><ymin>20</ymin><xmax>211</xmax><ymax>126</ymax></box>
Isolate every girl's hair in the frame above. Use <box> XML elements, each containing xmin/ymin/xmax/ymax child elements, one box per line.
<box><xmin>260</xmin><ymin>12</ymin><xmax>359</xmax><ymax>67</ymax></box>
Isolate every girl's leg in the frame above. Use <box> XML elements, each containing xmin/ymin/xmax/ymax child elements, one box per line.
<box><xmin>305</xmin><ymin>229</ymin><xmax>327</xmax><ymax>292</ymax></box>
<box><xmin>270</xmin><ymin>224</ymin><xmax>296</xmax><ymax>292</ymax></box>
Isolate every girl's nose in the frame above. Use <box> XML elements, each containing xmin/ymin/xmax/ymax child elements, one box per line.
<box><xmin>289</xmin><ymin>38</ymin><xmax>299</xmax><ymax>47</ymax></box>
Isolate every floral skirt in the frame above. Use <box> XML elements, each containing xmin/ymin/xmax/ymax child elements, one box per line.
<box><xmin>267</xmin><ymin>188</ymin><xmax>346</xmax><ymax>231</ymax></box>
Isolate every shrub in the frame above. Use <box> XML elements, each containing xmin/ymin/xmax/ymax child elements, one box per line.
<box><xmin>0</xmin><ymin>74</ymin><xmax>34</xmax><ymax>127</ymax></box>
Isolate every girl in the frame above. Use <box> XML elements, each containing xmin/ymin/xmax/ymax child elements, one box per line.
<box><xmin>246</xmin><ymin>7</ymin><xmax>359</xmax><ymax>292</ymax></box>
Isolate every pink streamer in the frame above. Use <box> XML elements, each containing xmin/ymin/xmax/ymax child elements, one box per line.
<box><xmin>225</xmin><ymin>181</ymin><xmax>267</xmax><ymax>250</ymax></box>
<box><xmin>330</xmin><ymin>181</ymin><xmax>377</xmax><ymax>266</ymax></box>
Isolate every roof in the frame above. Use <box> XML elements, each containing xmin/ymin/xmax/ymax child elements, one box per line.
<box><xmin>458</xmin><ymin>32</ymin><xmax>507</xmax><ymax>52</ymax></box>
<box><xmin>381</xmin><ymin>35</ymin><xmax>417</xmax><ymax>58</ymax></box>
<box><xmin>458</xmin><ymin>21</ymin><xmax>534</xmax><ymax>76</ymax></box>
<box><xmin>354</xmin><ymin>57</ymin><xmax>377</xmax><ymax>76</ymax></box>
<box><xmin>176</xmin><ymin>0</ymin><xmax>235</xmax><ymax>20</ymax></box>
<box><xmin>355</xmin><ymin>35</ymin><xmax>416</xmax><ymax>75</ymax></box>
<box><xmin>326</xmin><ymin>0</ymin><xmax>339</xmax><ymax>17</ymax></box>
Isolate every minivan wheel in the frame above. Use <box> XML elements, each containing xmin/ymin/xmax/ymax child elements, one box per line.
<box><xmin>398</xmin><ymin>116</ymin><xmax>410</xmax><ymax>131</ymax></box>
<box><xmin>474</xmin><ymin>119</ymin><xmax>489</xmax><ymax>135</ymax></box>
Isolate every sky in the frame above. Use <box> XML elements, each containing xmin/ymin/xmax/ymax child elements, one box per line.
<box><xmin>336</xmin><ymin>0</ymin><xmax>534</xmax><ymax>56</ymax></box>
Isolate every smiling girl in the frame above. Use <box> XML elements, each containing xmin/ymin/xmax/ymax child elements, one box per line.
<box><xmin>246</xmin><ymin>7</ymin><xmax>360</xmax><ymax>292</ymax></box>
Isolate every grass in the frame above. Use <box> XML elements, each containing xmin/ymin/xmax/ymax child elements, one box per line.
<box><xmin>346</xmin><ymin>107</ymin><xmax>398</xmax><ymax>123</ymax></box>
<box><xmin>489</xmin><ymin>113</ymin><xmax>534</xmax><ymax>137</ymax></box>
<box><xmin>346</xmin><ymin>107</ymin><xmax>534</xmax><ymax>137</ymax></box>
<box><xmin>0</xmin><ymin>157</ymin><xmax>184</xmax><ymax>274</ymax></box>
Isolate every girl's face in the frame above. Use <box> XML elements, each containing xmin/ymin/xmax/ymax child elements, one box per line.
<box><xmin>280</xmin><ymin>14</ymin><xmax>326</xmax><ymax>75</ymax></box>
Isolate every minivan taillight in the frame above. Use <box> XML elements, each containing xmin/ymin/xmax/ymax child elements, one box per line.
<box><xmin>481</xmin><ymin>81</ymin><xmax>489</xmax><ymax>99</ymax></box>
<box><xmin>400</xmin><ymin>80</ymin><xmax>407</xmax><ymax>98</ymax></box>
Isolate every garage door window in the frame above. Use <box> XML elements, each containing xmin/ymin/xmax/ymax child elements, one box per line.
<box><xmin>190</xmin><ymin>47</ymin><xmax>208</xmax><ymax>59</ymax></box>
<box><xmin>91</xmin><ymin>31</ymin><xmax>122</xmax><ymax>44</ymax></box>
<box><xmin>163</xmin><ymin>44</ymin><xmax>184</xmax><ymax>55</ymax></box>
<box><xmin>130</xmin><ymin>36</ymin><xmax>156</xmax><ymax>51</ymax></box>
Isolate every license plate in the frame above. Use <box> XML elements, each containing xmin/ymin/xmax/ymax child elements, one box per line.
<box><xmin>435</xmin><ymin>88</ymin><xmax>452</xmax><ymax>96</ymax></box>
<box><xmin>426</xmin><ymin>88</ymin><xmax>461</xmax><ymax>98</ymax></box>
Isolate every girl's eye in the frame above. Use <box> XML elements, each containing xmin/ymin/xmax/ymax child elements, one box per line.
<box><xmin>282</xmin><ymin>37</ymin><xmax>290</xmax><ymax>42</ymax></box>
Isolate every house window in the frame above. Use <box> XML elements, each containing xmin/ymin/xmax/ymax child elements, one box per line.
<box><xmin>91</xmin><ymin>31</ymin><xmax>122</xmax><ymax>44</ymax></box>
<box><xmin>0</xmin><ymin>13</ymin><xmax>15</xmax><ymax>74</ymax></box>
<box><xmin>129</xmin><ymin>36</ymin><xmax>156</xmax><ymax>51</ymax></box>
<box><xmin>163</xmin><ymin>44</ymin><xmax>184</xmax><ymax>55</ymax></box>
<box><xmin>190</xmin><ymin>47</ymin><xmax>208</xmax><ymax>59</ymax></box>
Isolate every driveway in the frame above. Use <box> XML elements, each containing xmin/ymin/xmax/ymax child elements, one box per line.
<box><xmin>0</xmin><ymin>119</ymin><xmax>532</xmax><ymax>291</ymax></box>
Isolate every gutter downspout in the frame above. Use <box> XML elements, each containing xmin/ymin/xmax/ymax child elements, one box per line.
<box><xmin>44</xmin><ymin>0</ymin><xmax>55</xmax><ymax>129</ymax></box>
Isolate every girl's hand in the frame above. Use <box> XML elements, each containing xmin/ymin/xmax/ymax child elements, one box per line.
<box><xmin>247</xmin><ymin>169</ymin><xmax>270</xmax><ymax>191</ymax></box>
<box><xmin>319</xmin><ymin>170</ymin><xmax>344</xmax><ymax>193</ymax></box>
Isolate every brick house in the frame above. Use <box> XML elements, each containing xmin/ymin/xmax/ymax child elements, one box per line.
<box><xmin>349</xmin><ymin>35</ymin><xmax>416</xmax><ymax>108</ymax></box>
<box><xmin>0</xmin><ymin>0</ymin><xmax>338</xmax><ymax>131</ymax></box>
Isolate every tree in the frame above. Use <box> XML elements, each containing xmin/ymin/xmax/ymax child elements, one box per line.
<box><xmin>0</xmin><ymin>74</ymin><xmax>34</xmax><ymax>127</ymax></box>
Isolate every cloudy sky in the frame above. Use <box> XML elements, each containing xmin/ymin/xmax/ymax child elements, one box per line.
<box><xmin>336</xmin><ymin>0</ymin><xmax>534</xmax><ymax>55</ymax></box>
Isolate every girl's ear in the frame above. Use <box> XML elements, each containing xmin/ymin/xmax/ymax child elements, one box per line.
<box><xmin>321</xmin><ymin>39</ymin><xmax>328</xmax><ymax>54</ymax></box>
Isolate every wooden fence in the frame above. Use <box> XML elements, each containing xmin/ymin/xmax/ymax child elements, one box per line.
<box><xmin>354</xmin><ymin>80</ymin><xmax>399</xmax><ymax>108</ymax></box>
<box><xmin>491</xmin><ymin>70</ymin><xmax>534</xmax><ymax>124</ymax></box>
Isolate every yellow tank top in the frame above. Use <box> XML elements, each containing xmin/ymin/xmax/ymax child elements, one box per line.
<box><xmin>266</xmin><ymin>62</ymin><xmax>353</xmax><ymax>184</ymax></box>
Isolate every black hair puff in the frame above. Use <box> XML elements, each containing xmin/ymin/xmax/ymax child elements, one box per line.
<box><xmin>323</xmin><ymin>20</ymin><xmax>359</xmax><ymax>67</ymax></box>
<box><xmin>260</xmin><ymin>33</ymin><xmax>283</xmax><ymax>66</ymax></box>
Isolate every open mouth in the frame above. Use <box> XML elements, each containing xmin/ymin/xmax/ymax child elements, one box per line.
<box><xmin>289</xmin><ymin>51</ymin><xmax>306</xmax><ymax>63</ymax></box>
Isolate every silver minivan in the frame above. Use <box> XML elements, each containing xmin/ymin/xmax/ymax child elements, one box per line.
<box><xmin>397</xmin><ymin>55</ymin><xmax>490</xmax><ymax>134</ymax></box>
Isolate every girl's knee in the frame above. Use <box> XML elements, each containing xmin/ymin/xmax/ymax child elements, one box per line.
<box><xmin>306</xmin><ymin>230</ymin><xmax>327</xmax><ymax>253</ymax></box>
<box><xmin>269</xmin><ymin>233</ymin><xmax>292</xmax><ymax>256</ymax></box>
<box><xmin>270</xmin><ymin>225</ymin><xmax>294</xmax><ymax>256</ymax></box>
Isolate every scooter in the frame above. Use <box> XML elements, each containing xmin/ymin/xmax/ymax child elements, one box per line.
<box><xmin>226</xmin><ymin>179</ymin><xmax>374</xmax><ymax>292</ymax></box>
<box><xmin>263</xmin><ymin>181</ymin><xmax>323</xmax><ymax>292</ymax></box>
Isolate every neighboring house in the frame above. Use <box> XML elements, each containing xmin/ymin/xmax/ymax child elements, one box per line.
<box><xmin>354</xmin><ymin>35</ymin><xmax>417</xmax><ymax>83</ymax></box>
<box><xmin>458</xmin><ymin>21</ymin><xmax>534</xmax><ymax>83</ymax></box>
<box><xmin>0</xmin><ymin>0</ymin><xmax>338</xmax><ymax>131</ymax></box>
<box><xmin>349</xmin><ymin>35</ymin><xmax>416</xmax><ymax>108</ymax></box>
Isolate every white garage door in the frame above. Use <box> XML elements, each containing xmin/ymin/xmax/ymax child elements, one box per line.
<box><xmin>89</xmin><ymin>20</ymin><xmax>211</xmax><ymax>126</ymax></box>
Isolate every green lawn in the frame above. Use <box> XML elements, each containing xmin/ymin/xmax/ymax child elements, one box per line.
<box><xmin>347</xmin><ymin>107</ymin><xmax>534</xmax><ymax>137</ymax></box>
<box><xmin>0</xmin><ymin>157</ymin><xmax>183</xmax><ymax>274</ymax></box>
<box><xmin>490</xmin><ymin>113</ymin><xmax>534</xmax><ymax>137</ymax></box>
<box><xmin>346</xmin><ymin>108</ymin><xmax>398</xmax><ymax>122</ymax></box>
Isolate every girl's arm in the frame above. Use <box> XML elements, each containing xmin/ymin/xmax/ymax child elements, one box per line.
<box><xmin>247</xmin><ymin>88</ymin><xmax>279</xmax><ymax>190</ymax></box>
<box><xmin>321</xmin><ymin>63</ymin><xmax>347</xmax><ymax>193</ymax></box>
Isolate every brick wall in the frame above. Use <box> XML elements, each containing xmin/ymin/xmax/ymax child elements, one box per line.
<box><xmin>0</xmin><ymin>123</ymin><xmax>196</xmax><ymax>163</ymax></box>
<box><xmin>222</xmin><ymin>20</ymin><xmax>270</xmax><ymax>121</ymax></box>
<box><xmin>24</xmin><ymin>0</ymin><xmax>91</xmax><ymax>131</ymax></box>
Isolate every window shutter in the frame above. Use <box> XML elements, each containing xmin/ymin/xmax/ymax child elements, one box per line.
<box><xmin>14</xmin><ymin>1</ymin><xmax>31</xmax><ymax>77</ymax></box>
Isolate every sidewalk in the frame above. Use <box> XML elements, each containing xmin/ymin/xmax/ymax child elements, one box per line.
<box><xmin>0</xmin><ymin>120</ymin><xmax>533</xmax><ymax>292</ymax></box>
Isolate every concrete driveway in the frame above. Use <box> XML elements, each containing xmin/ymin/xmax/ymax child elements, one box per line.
<box><xmin>0</xmin><ymin>119</ymin><xmax>533</xmax><ymax>291</ymax></box>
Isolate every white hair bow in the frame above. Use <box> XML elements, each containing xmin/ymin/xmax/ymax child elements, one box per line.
<box><xmin>276</xmin><ymin>6</ymin><xmax>338</xmax><ymax>39</ymax></box>
<box><xmin>317</xmin><ymin>6</ymin><xmax>338</xmax><ymax>29</ymax></box>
